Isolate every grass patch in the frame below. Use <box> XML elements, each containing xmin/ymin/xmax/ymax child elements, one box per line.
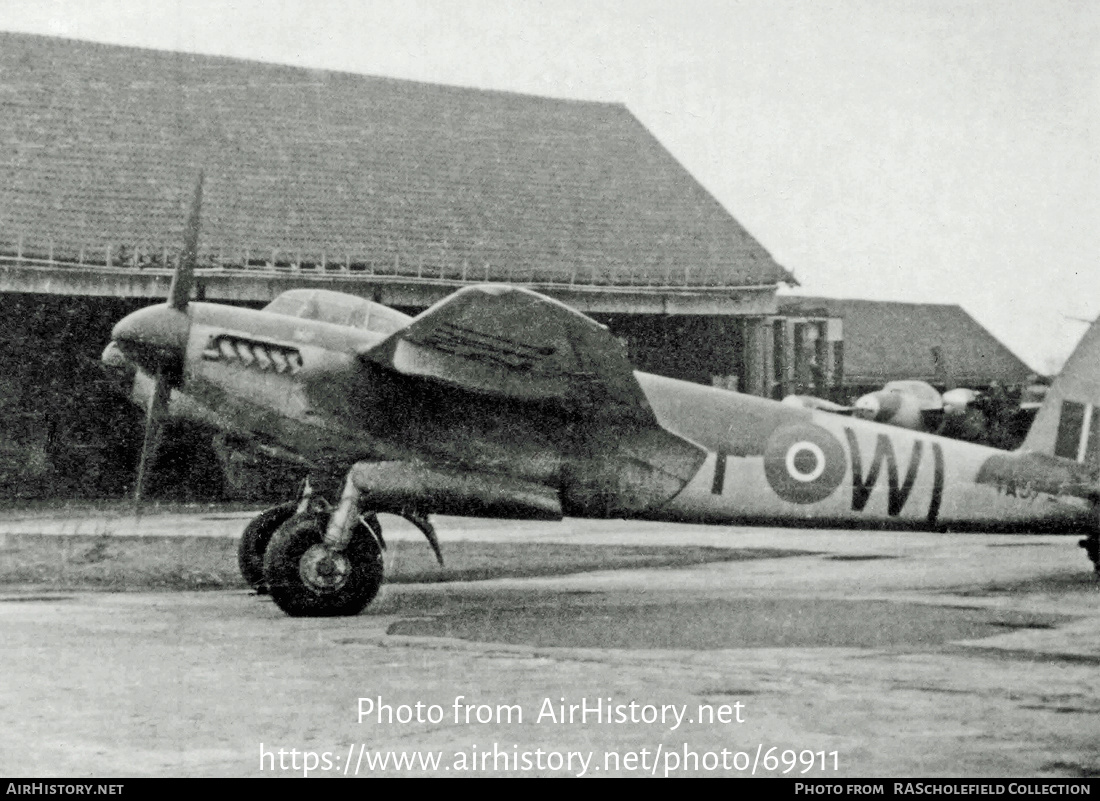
<box><xmin>0</xmin><ymin>533</ymin><xmax>804</xmax><ymax>593</ymax></box>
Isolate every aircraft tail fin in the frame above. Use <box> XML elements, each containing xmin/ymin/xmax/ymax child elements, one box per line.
<box><xmin>1022</xmin><ymin>317</ymin><xmax>1100</xmax><ymax>471</ymax></box>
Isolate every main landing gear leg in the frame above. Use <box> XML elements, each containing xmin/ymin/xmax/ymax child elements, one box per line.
<box><xmin>263</xmin><ymin>472</ymin><xmax>385</xmax><ymax>617</ymax></box>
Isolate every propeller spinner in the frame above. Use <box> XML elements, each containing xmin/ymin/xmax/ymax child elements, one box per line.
<box><xmin>108</xmin><ymin>172</ymin><xmax>203</xmax><ymax>510</ymax></box>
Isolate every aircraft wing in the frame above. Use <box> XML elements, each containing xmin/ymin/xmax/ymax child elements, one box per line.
<box><xmin>359</xmin><ymin>285</ymin><xmax>708</xmax><ymax>517</ymax></box>
<box><xmin>782</xmin><ymin>395</ymin><xmax>855</xmax><ymax>415</ymax></box>
<box><xmin>359</xmin><ymin>285</ymin><xmax>655</xmax><ymax>424</ymax></box>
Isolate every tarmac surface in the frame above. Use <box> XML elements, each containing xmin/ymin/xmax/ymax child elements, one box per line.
<box><xmin>2</xmin><ymin>510</ymin><xmax>1099</xmax><ymax>778</ymax></box>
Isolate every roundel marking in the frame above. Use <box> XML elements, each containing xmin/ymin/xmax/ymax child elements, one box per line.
<box><xmin>785</xmin><ymin>441</ymin><xmax>826</xmax><ymax>483</ymax></box>
<box><xmin>764</xmin><ymin>423</ymin><xmax>846</xmax><ymax>504</ymax></box>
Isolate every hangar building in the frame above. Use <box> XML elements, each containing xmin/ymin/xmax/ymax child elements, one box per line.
<box><xmin>0</xmin><ymin>32</ymin><xmax>797</xmax><ymax>497</ymax></box>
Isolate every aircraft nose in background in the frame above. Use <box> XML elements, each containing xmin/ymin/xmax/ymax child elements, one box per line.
<box><xmin>109</xmin><ymin>303</ymin><xmax>190</xmax><ymax>377</ymax></box>
<box><xmin>853</xmin><ymin>392</ymin><xmax>885</xmax><ymax>421</ymax></box>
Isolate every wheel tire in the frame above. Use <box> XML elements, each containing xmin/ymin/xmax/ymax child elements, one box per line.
<box><xmin>237</xmin><ymin>502</ymin><xmax>297</xmax><ymax>592</ymax></box>
<box><xmin>264</xmin><ymin>514</ymin><xmax>384</xmax><ymax>617</ymax></box>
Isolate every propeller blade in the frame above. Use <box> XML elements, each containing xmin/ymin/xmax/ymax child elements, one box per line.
<box><xmin>131</xmin><ymin>171</ymin><xmax>203</xmax><ymax>512</ymax></box>
<box><xmin>167</xmin><ymin>171</ymin><xmax>204</xmax><ymax>312</ymax></box>
<box><xmin>133</xmin><ymin>368</ymin><xmax>172</xmax><ymax>514</ymax></box>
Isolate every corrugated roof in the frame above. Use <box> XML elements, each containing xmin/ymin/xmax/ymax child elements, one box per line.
<box><xmin>780</xmin><ymin>296</ymin><xmax>1034</xmax><ymax>387</ymax></box>
<box><xmin>0</xmin><ymin>32</ymin><xmax>793</xmax><ymax>289</ymax></box>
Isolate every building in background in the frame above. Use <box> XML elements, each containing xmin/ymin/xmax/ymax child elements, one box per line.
<box><xmin>779</xmin><ymin>296</ymin><xmax>1035</xmax><ymax>402</ymax></box>
<box><xmin>0</xmin><ymin>32</ymin><xmax>795</xmax><ymax>498</ymax></box>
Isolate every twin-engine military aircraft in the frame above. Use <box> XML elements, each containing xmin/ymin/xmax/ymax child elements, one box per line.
<box><xmin>104</xmin><ymin>178</ymin><xmax>1100</xmax><ymax>617</ymax></box>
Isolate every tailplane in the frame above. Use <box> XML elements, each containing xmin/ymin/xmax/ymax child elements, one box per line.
<box><xmin>1022</xmin><ymin>316</ymin><xmax>1100</xmax><ymax>471</ymax></box>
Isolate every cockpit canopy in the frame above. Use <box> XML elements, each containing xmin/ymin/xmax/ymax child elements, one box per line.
<box><xmin>263</xmin><ymin>289</ymin><xmax>411</xmax><ymax>335</ymax></box>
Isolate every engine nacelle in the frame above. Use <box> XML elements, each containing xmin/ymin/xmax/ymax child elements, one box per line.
<box><xmin>348</xmin><ymin>460</ymin><xmax>561</xmax><ymax>519</ymax></box>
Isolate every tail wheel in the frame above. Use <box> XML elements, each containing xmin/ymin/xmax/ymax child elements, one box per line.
<box><xmin>263</xmin><ymin>514</ymin><xmax>384</xmax><ymax>617</ymax></box>
<box><xmin>237</xmin><ymin>502</ymin><xmax>298</xmax><ymax>592</ymax></box>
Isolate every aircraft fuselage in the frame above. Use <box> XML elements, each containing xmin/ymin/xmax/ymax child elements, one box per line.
<box><xmin>639</xmin><ymin>373</ymin><xmax>1091</xmax><ymax>532</ymax></box>
<box><xmin>133</xmin><ymin>300</ymin><xmax>1092</xmax><ymax>535</ymax></box>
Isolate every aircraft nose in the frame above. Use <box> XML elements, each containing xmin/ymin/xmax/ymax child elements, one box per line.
<box><xmin>854</xmin><ymin>390</ymin><xmax>901</xmax><ymax>422</ymax></box>
<box><xmin>110</xmin><ymin>304</ymin><xmax>190</xmax><ymax>378</ymax></box>
<box><xmin>853</xmin><ymin>393</ymin><xmax>881</xmax><ymax>420</ymax></box>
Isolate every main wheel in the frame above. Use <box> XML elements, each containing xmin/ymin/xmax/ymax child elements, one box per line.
<box><xmin>263</xmin><ymin>514</ymin><xmax>384</xmax><ymax>617</ymax></box>
<box><xmin>237</xmin><ymin>502</ymin><xmax>297</xmax><ymax>592</ymax></box>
